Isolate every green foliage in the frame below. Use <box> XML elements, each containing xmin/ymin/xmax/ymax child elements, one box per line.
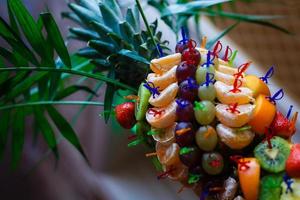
<box><xmin>148</xmin><ymin>0</ymin><xmax>290</xmax><ymax>40</ymax></box>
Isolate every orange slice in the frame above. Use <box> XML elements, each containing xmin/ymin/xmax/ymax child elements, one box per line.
<box><xmin>146</xmin><ymin>101</ymin><xmax>177</xmax><ymax>129</ymax></box>
<box><xmin>245</xmin><ymin>75</ymin><xmax>271</xmax><ymax>98</ymax></box>
<box><xmin>147</xmin><ymin>65</ymin><xmax>177</xmax><ymax>90</ymax></box>
<box><xmin>149</xmin><ymin>82</ymin><xmax>178</xmax><ymax>107</ymax></box>
<box><xmin>150</xmin><ymin>53</ymin><xmax>181</xmax><ymax>74</ymax></box>
<box><xmin>248</xmin><ymin>95</ymin><xmax>276</xmax><ymax>134</ymax></box>
<box><xmin>215</xmin><ymin>70</ymin><xmax>246</xmax><ymax>86</ymax></box>
<box><xmin>238</xmin><ymin>158</ymin><xmax>260</xmax><ymax>200</ymax></box>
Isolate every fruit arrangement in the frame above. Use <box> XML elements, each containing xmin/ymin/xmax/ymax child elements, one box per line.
<box><xmin>115</xmin><ymin>35</ymin><xmax>300</xmax><ymax>200</ymax></box>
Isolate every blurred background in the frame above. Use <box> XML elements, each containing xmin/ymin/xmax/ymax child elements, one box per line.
<box><xmin>0</xmin><ymin>0</ymin><xmax>300</xmax><ymax>200</ymax></box>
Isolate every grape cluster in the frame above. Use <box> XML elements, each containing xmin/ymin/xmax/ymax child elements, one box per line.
<box><xmin>174</xmin><ymin>40</ymin><xmax>223</xmax><ymax>179</ymax></box>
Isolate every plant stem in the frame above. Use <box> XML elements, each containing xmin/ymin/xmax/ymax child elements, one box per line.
<box><xmin>135</xmin><ymin>0</ymin><xmax>160</xmax><ymax>56</ymax></box>
<box><xmin>0</xmin><ymin>101</ymin><xmax>109</xmax><ymax>111</ymax></box>
<box><xmin>0</xmin><ymin>67</ymin><xmax>137</xmax><ymax>92</ymax></box>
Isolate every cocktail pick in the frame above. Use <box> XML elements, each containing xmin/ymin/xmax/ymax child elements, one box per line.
<box><xmin>229</xmin><ymin>77</ymin><xmax>243</xmax><ymax>93</ymax></box>
<box><xmin>266</xmin><ymin>89</ymin><xmax>284</xmax><ymax>105</ymax></box>
<box><xmin>286</xmin><ymin>105</ymin><xmax>294</xmax><ymax>119</ymax></box>
<box><xmin>263</xmin><ymin>127</ymin><xmax>275</xmax><ymax>149</ymax></box>
<box><xmin>283</xmin><ymin>174</ymin><xmax>294</xmax><ymax>194</ymax></box>
<box><xmin>201</xmin><ymin>51</ymin><xmax>215</xmax><ymax>68</ymax></box>
<box><xmin>147</xmin><ymin>108</ymin><xmax>165</xmax><ymax>117</ymax></box>
<box><xmin>212</xmin><ymin>41</ymin><xmax>222</xmax><ymax>59</ymax></box>
<box><xmin>226</xmin><ymin>103</ymin><xmax>240</xmax><ymax>114</ymax></box>
<box><xmin>234</xmin><ymin>61</ymin><xmax>252</xmax><ymax>79</ymax></box>
<box><xmin>157</xmin><ymin>44</ymin><xmax>164</xmax><ymax>58</ymax></box>
<box><xmin>223</xmin><ymin>46</ymin><xmax>232</xmax><ymax>62</ymax></box>
<box><xmin>230</xmin><ymin>155</ymin><xmax>250</xmax><ymax>171</ymax></box>
<box><xmin>201</xmin><ymin>72</ymin><xmax>215</xmax><ymax>87</ymax></box>
<box><xmin>229</xmin><ymin>50</ymin><xmax>238</xmax><ymax>66</ymax></box>
<box><xmin>260</xmin><ymin>66</ymin><xmax>274</xmax><ymax>84</ymax></box>
<box><xmin>143</xmin><ymin>81</ymin><xmax>160</xmax><ymax>98</ymax></box>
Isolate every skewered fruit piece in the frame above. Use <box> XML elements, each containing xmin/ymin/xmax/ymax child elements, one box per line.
<box><xmin>202</xmin><ymin>152</ymin><xmax>224</xmax><ymax>175</ymax></box>
<box><xmin>135</xmin><ymin>83</ymin><xmax>151</xmax><ymax>121</ymax></box>
<box><xmin>115</xmin><ymin>102</ymin><xmax>136</xmax><ymax>129</ymax></box>
<box><xmin>194</xmin><ymin>101</ymin><xmax>216</xmax><ymax>125</ymax></box>
<box><xmin>152</xmin><ymin>124</ymin><xmax>176</xmax><ymax>145</ymax></box>
<box><xmin>216</xmin><ymin>104</ymin><xmax>255</xmax><ymax>128</ymax></box>
<box><xmin>248</xmin><ymin>94</ymin><xmax>276</xmax><ymax>134</ymax></box>
<box><xmin>147</xmin><ymin>65</ymin><xmax>177</xmax><ymax>90</ymax></box>
<box><xmin>215</xmin><ymin>70</ymin><xmax>246</xmax><ymax>86</ymax></box>
<box><xmin>198</xmin><ymin>82</ymin><xmax>216</xmax><ymax>102</ymax></box>
<box><xmin>156</xmin><ymin>142</ymin><xmax>181</xmax><ymax>166</ymax></box>
<box><xmin>146</xmin><ymin>101</ymin><xmax>177</xmax><ymax>129</ymax></box>
<box><xmin>217</xmin><ymin>64</ymin><xmax>238</xmax><ymax>75</ymax></box>
<box><xmin>216</xmin><ymin>124</ymin><xmax>255</xmax><ymax>150</ymax></box>
<box><xmin>175</xmin><ymin>122</ymin><xmax>195</xmax><ymax>147</ymax></box>
<box><xmin>220</xmin><ymin>177</ymin><xmax>238</xmax><ymax>200</ymax></box>
<box><xmin>176</xmin><ymin>61</ymin><xmax>197</xmax><ymax>83</ymax></box>
<box><xmin>272</xmin><ymin>111</ymin><xmax>298</xmax><ymax>138</ymax></box>
<box><xmin>178</xmin><ymin>78</ymin><xmax>198</xmax><ymax>102</ymax></box>
<box><xmin>195</xmin><ymin>66</ymin><xmax>215</xmax><ymax>85</ymax></box>
<box><xmin>254</xmin><ymin>136</ymin><xmax>291</xmax><ymax>173</ymax></box>
<box><xmin>259</xmin><ymin>174</ymin><xmax>283</xmax><ymax>200</ymax></box>
<box><xmin>286</xmin><ymin>144</ymin><xmax>300</xmax><ymax>178</ymax></box>
<box><xmin>215</xmin><ymin>81</ymin><xmax>253</xmax><ymax>105</ymax></box>
<box><xmin>150</xmin><ymin>53</ymin><xmax>181</xmax><ymax>74</ymax></box>
<box><xmin>179</xmin><ymin>146</ymin><xmax>202</xmax><ymax>168</ymax></box>
<box><xmin>245</xmin><ymin>75</ymin><xmax>271</xmax><ymax>97</ymax></box>
<box><xmin>176</xmin><ymin>99</ymin><xmax>195</xmax><ymax>122</ymax></box>
<box><xmin>238</xmin><ymin>158</ymin><xmax>260</xmax><ymax>200</ymax></box>
<box><xmin>280</xmin><ymin>178</ymin><xmax>300</xmax><ymax>200</ymax></box>
<box><xmin>149</xmin><ymin>82</ymin><xmax>178</xmax><ymax>107</ymax></box>
<box><xmin>162</xmin><ymin>163</ymin><xmax>189</xmax><ymax>181</ymax></box>
<box><xmin>195</xmin><ymin>126</ymin><xmax>218</xmax><ymax>151</ymax></box>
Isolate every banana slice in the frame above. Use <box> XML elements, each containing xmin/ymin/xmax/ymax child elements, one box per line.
<box><xmin>216</xmin><ymin>103</ymin><xmax>255</xmax><ymax>128</ymax></box>
<box><xmin>215</xmin><ymin>70</ymin><xmax>246</xmax><ymax>86</ymax></box>
<box><xmin>146</xmin><ymin>101</ymin><xmax>177</xmax><ymax>129</ymax></box>
<box><xmin>150</xmin><ymin>53</ymin><xmax>181</xmax><ymax>74</ymax></box>
<box><xmin>147</xmin><ymin>65</ymin><xmax>177</xmax><ymax>90</ymax></box>
<box><xmin>217</xmin><ymin>64</ymin><xmax>238</xmax><ymax>75</ymax></box>
<box><xmin>149</xmin><ymin>82</ymin><xmax>178</xmax><ymax>107</ymax></box>
<box><xmin>216</xmin><ymin>123</ymin><xmax>255</xmax><ymax>149</ymax></box>
<box><xmin>215</xmin><ymin>81</ymin><xmax>253</xmax><ymax>105</ymax></box>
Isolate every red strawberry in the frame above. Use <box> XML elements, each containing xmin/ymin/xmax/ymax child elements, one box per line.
<box><xmin>271</xmin><ymin>111</ymin><xmax>298</xmax><ymax>138</ymax></box>
<box><xmin>115</xmin><ymin>102</ymin><xmax>136</xmax><ymax>129</ymax></box>
<box><xmin>286</xmin><ymin>144</ymin><xmax>300</xmax><ymax>178</ymax></box>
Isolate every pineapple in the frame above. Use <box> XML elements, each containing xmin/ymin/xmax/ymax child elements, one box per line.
<box><xmin>64</xmin><ymin>0</ymin><xmax>169</xmax><ymax>88</ymax></box>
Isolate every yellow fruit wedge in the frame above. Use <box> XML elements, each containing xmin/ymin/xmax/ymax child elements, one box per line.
<box><xmin>152</xmin><ymin>123</ymin><xmax>176</xmax><ymax>145</ymax></box>
<box><xmin>238</xmin><ymin>158</ymin><xmax>260</xmax><ymax>200</ymax></box>
<box><xmin>216</xmin><ymin>123</ymin><xmax>255</xmax><ymax>149</ymax></box>
<box><xmin>150</xmin><ymin>53</ymin><xmax>181</xmax><ymax>74</ymax></box>
<box><xmin>215</xmin><ymin>81</ymin><xmax>254</xmax><ymax>105</ymax></box>
<box><xmin>280</xmin><ymin>178</ymin><xmax>300</xmax><ymax>200</ymax></box>
<box><xmin>217</xmin><ymin>64</ymin><xmax>238</xmax><ymax>75</ymax></box>
<box><xmin>216</xmin><ymin>103</ymin><xmax>255</xmax><ymax>127</ymax></box>
<box><xmin>147</xmin><ymin>65</ymin><xmax>177</xmax><ymax>90</ymax></box>
<box><xmin>245</xmin><ymin>75</ymin><xmax>271</xmax><ymax>98</ymax></box>
<box><xmin>217</xmin><ymin>58</ymin><xmax>230</xmax><ymax>66</ymax></box>
<box><xmin>146</xmin><ymin>101</ymin><xmax>177</xmax><ymax>129</ymax></box>
<box><xmin>248</xmin><ymin>95</ymin><xmax>276</xmax><ymax>134</ymax></box>
<box><xmin>215</xmin><ymin>70</ymin><xmax>247</xmax><ymax>86</ymax></box>
<box><xmin>149</xmin><ymin>82</ymin><xmax>178</xmax><ymax>107</ymax></box>
<box><xmin>156</xmin><ymin>142</ymin><xmax>181</xmax><ymax>166</ymax></box>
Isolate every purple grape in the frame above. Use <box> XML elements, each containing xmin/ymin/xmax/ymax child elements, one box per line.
<box><xmin>175</xmin><ymin>122</ymin><xmax>195</xmax><ymax>147</ymax></box>
<box><xmin>175</xmin><ymin>42</ymin><xmax>188</xmax><ymax>53</ymax></box>
<box><xmin>176</xmin><ymin>61</ymin><xmax>197</xmax><ymax>83</ymax></box>
<box><xmin>176</xmin><ymin>99</ymin><xmax>194</xmax><ymax>122</ymax></box>
<box><xmin>179</xmin><ymin>146</ymin><xmax>202</xmax><ymax>168</ymax></box>
<box><xmin>178</xmin><ymin>78</ymin><xmax>198</xmax><ymax>102</ymax></box>
<box><xmin>189</xmin><ymin>165</ymin><xmax>204</xmax><ymax>175</ymax></box>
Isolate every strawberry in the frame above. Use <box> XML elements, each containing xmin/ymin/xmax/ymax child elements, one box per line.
<box><xmin>271</xmin><ymin>111</ymin><xmax>297</xmax><ymax>138</ymax></box>
<box><xmin>286</xmin><ymin>144</ymin><xmax>300</xmax><ymax>178</ymax></box>
<box><xmin>115</xmin><ymin>102</ymin><xmax>136</xmax><ymax>129</ymax></box>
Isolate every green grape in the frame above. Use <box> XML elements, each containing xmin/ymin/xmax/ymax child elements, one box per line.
<box><xmin>195</xmin><ymin>126</ymin><xmax>218</xmax><ymax>151</ymax></box>
<box><xmin>194</xmin><ymin>100</ymin><xmax>216</xmax><ymax>125</ymax></box>
<box><xmin>198</xmin><ymin>83</ymin><xmax>216</xmax><ymax>101</ymax></box>
<box><xmin>195</xmin><ymin>66</ymin><xmax>215</xmax><ymax>85</ymax></box>
<box><xmin>202</xmin><ymin>152</ymin><xmax>224</xmax><ymax>175</ymax></box>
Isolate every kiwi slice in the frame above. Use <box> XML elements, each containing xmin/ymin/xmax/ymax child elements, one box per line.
<box><xmin>259</xmin><ymin>174</ymin><xmax>283</xmax><ymax>200</ymax></box>
<box><xmin>135</xmin><ymin>83</ymin><xmax>151</xmax><ymax>121</ymax></box>
<box><xmin>254</xmin><ymin>136</ymin><xmax>290</xmax><ymax>173</ymax></box>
